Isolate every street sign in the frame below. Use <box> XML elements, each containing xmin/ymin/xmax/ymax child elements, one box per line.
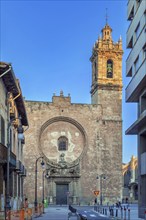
<box><xmin>94</xmin><ymin>190</ymin><xmax>100</xmax><ymax>196</ymax></box>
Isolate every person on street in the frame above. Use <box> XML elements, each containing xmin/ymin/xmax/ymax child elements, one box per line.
<box><xmin>24</xmin><ymin>198</ymin><xmax>28</xmax><ymax>209</ymax></box>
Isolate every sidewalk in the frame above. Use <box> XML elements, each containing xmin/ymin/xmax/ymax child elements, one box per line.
<box><xmin>33</xmin><ymin>206</ymin><xmax>69</xmax><ymax>220</ymax></box>
<box><xmin>126</xmin><ymin>205</ymin><xmax>144</xmax><ymax>220</ymax></box>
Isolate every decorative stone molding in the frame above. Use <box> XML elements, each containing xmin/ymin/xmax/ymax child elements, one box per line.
<box><xmin>38</xmin><ymin>116</ymin><xmax>88</xmax><ymax>169</ymax></box>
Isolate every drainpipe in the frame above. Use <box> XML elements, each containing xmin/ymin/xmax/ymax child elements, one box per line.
<box><xmin>0</xmin><ymin>65</ymin><xmax>11</xmax><ymax>78</ymax></box>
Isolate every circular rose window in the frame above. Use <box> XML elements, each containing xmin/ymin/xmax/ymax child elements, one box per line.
<box><xmin>39</xmin><ymin>116</ymin><xmax>87</xmax><ymax>166</ymax></box>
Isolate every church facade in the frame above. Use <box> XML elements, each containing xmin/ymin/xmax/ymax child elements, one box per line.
<box><xmin>23</xmin><ymin>24</ymin><xmax>123</xmax><ymax>205</ymax></box>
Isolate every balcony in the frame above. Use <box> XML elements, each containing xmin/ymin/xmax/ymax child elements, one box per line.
<box><xmin>10</xmin><ymin>151</ymin><xmax>16</xmax><ymax>169</ymax></box>
<box><xmin>126</xmin><ymin>110</ymin><xmax>146</xmax><ymax>134</ymax></box>
<box><xmin>16</xmin><ymin>160</ymin><xmax>27</xmax><ymax>176</ymax></box>
<box><xmin>127</xmin><ymin>0</ymin><xmax>134</xmax><ymax>21</ymax></box>
<box><xmin>16</xmin><ymin>160</ymin><xmax>21</xmax><ymax>173</ymax></box>
<box><xmin>126</xmin><ymin>29</ymin><xmax>145</xmax><ymax>76</ymax></box>
<box><xmin>125</xmin><ymin>62</ymin><xmax>146</xmax><ymax>102</ymax></box>
<box><xmin>127</xmin><ymin>0</ymin><xmax>145</xmax><ymax>47</ymax></box>
<box><xmin>0</xmin><ymin>143</ymin><xmax>16</xmax><ymax>168</ymax></box>
<box><xmin>21</xmin><ymin>167</ymin><xmax>27</xmax><ymax>177</ymax></box>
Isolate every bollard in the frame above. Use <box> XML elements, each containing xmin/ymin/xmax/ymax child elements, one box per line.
<box><xmin>124</xmin><ymin>207</ymin><xmax>126</xmax><ymax>220</ymax></box>
<box><xmin>109</xmin><ymin>206</ymin><xmax>111</xmax><ymax>216</ymax></box>
<box><xmin>109</xmin><ymin>208</ymin><xmax>112</xmax><ymax>217</ymax></box>
<box><xmin>95</xmin><ymin>205</ymin><xmax>97</xmax><ymax>212</ymax></box>
<box><xmin>121</xmin><ymin>207</ymin><xmax>123</xmax><ymax>219</ymax></box>
<box><xmin>128</xmin><ymin>209</ymin><xmax>130</xmax><ymax>220</ymax></box>
<box><xmin>110</xmin><ymin>208</ymin><xmax>114</xmax><ymax>217</ymax></box>
<box><xmin>20</xmin><ymin>209</ymin><xmax>24</xmax><ymax>220</ymax></box>
<box><xmin>6</xmin><ymin>211</ymin><xmax>11</xmax><ymax>220</ymax></box>
<box><xmin>40</xmin><ymin>204</ymin><xmax>43</xmax><ymax>215</ymax></box>
<box><xmin>103</xmin><ymin>208</ymin><xmax>104</xmax><ymax>214</ymax></box>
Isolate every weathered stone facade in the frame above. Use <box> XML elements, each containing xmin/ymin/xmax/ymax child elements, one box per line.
<box><xmin>122</xmin><ymin>156</ymin><xmax>138</xmax><ymax>203</ymax></box>
<box><xmin>23</xmin><ymin>24</ymin><xmax>123</xmax><ymax>205</ymax></box>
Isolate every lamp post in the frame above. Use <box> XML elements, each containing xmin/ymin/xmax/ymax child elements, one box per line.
<box><xmin>96</xmin><ymin>174</ymin><xmax>106</xmax><ymax>206</ymax></box>
<box><xmin>42</xmin><ymin>169</ymin><xmax>49</xmax><ymax>213</ymax></box>
<box><xmin>34</xmin><ymin>156</ymin><xmax>45</xmax><ymax>211</ymax></box>
<box><xmin>5</xmin><ymin>117</ymin><xmax>24</xmax><ymax>219</ymax></box>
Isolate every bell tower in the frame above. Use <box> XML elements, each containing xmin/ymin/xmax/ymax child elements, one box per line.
<box><xmin>90</xmin><ymin>23</ymin><xmax>123</xmax><ymax>111</ymax></box>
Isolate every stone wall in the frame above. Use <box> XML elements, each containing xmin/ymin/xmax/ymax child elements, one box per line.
<box><xmin>23</xmin><ymin>94</ymin><xmax>122</xmax><ymax>204</ymax></box>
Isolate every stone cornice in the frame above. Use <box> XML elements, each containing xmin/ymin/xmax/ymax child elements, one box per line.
<box><xmin>90</xmin><ymin>83</ymin><xmax>123</xmax><ymax>95</ymax></box>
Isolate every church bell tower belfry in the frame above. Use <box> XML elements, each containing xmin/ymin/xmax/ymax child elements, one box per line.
<box><xmin>90</xmin><ymin>24</ymin><xmax>123</xmax><ymax>110</ymax></box>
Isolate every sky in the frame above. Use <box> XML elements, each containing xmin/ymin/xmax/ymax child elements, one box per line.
<box><xmin>1</xmin><ymin>0</ymin><xmax>137</xmax><ymax>163</ymax></box>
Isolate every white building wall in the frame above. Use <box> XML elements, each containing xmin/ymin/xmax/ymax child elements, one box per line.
<box><xmin>126</xmin><ymin>0</ymin><xmax>146</xmax><ymax>218</ymax></box>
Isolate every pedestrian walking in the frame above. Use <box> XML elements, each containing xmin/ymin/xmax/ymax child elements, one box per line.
<box><xmin>94</xmin><ymin>197</ymin><xmax>97</xmax><ymax>205</ymax></box>
<box><xmin>24</xmin><ymin>198</ymin><xmax>28</xmax><ymax>209</ymax></box>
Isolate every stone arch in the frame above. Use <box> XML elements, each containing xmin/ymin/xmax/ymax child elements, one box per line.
<box><xmin>38</xmin><ymin>116</ymin><xmax>88</xmax><ymax>168</ymax></box>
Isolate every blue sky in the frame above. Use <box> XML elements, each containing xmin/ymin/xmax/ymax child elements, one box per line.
<box><xmin>1</xmin><ymin>0</ymin><xmax>137</xmax><ymax>163</ymax></box>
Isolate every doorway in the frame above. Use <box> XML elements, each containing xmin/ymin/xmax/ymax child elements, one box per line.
<box><xmin>56</xmin><ymin>183</ymin><xmax>69</xmax><ymax>205</ymax></box>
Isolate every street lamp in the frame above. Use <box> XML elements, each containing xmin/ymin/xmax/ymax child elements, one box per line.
<box><xmin>42</xmin><ymin>169</ymin><xmax>49</xmax><ymax>213</ymax></box>
<box><xmin>5</xmin><ymin>117</ymin><xmax>24</xmax><ymax>219</ymax></box>
<box><xmin>96</xmin><ymin>174</ymin><xmax>106</xmax><ymax>206</ymax></box>
<box><xmin>34</xmin><ymin>156</ymin><xmax>45</xmax><ymax>211</ymax></box>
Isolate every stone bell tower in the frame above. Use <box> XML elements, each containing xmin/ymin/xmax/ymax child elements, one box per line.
<box><xmin>90</xmin><ymin>23</ymin><xmax>123</xmax><ymax>116</ymax></box>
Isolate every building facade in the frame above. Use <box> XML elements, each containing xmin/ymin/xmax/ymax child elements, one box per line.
<box><xmin>126</xmin><ymin>0</ymin><xmax>146</xmax><ymax>218</ymax></box>
<box><xmin>23</xmin><ymin>24</ymin><xmax>123</xmax><ymax>205</ymax></box>
<box><xmin>122</xmin><ymin>156</ymin><xmax>138</xmax><ymax>203</ymax></box>
<box><xmin>0</xmin><ymin>62</ymin><xmax>28</xmax><ymax>211</ymax></box>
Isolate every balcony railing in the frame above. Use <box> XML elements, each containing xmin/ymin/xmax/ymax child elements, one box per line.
<box><xmin>0</xmin><ymin>143</ymin><xmax>16</xmax><ymax>168</ymax></box>
<box><xmin>16</xmin><ymin>160</ymin><xmax>21</xmax><ymax>172</ymax></box>
<box><xmin>20</xmin><ymin>164</ymin><xmax>26</xmax><ymax>176</ymax></box>
<box><xmin>16</xmin><ymin>160</ymin><xmax>27</xmax><ymax>176</ymax></box>
<box><xmin>0</xmin><ymin>143</ymin><xmax>27</xmax><ymax>176</ymax></box>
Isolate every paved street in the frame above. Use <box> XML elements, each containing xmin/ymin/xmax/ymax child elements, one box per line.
<box><xmin>32</xmin><ymin>204</ymin><xmax>144</xmax><ymax>220</ymax></box>
<box><xmin>33</xmin><ymin>206</ymin><xmax>110</xmax><ymax>220</ymax></box>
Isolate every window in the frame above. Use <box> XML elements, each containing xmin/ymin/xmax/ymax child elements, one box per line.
<box><xmin>135</xmin><ymin>22</ymin><xmax>140</xmax><ymax>40</ymax></box>
<box><xmin>58</xmin><ymin>136</ymin><xmax>68</xmax><ymax>151</ymax></box>
<box><xmin>127</xmin><ymin>36</ymin><xmax>133</xmax><ymax>48</ymax></box>
<box><xmin>128</xmin><ymin>6</ymin><xmax>134</xmax><ymax>21</ymax></box>
<box><xmin>136</xmin><ymin>0</ymin><xmax>141</xmax><ymax>10</ymax></box>
<box><xmin>0</xmin><ymin>115</ymin><xmax>5</xmax><ymax>145</ymax></box>
<box><xmin>107</xmin><ymin>59</ymin><xmax>113</xmax><ymax>78</ymax></box>
<box><xmin>143</xmin><ymin>43</ymin><xmax>146</xmax><ymax>60</ymax></box>
<box><xmin>140</xmin><ymin>90</ymin><xmax>146</xmax><ymax>114</ymax></box>
<box><xmin>134</xmin><ymin>56</ymin><xmax>139</xmax><ymax>73</ymax></box>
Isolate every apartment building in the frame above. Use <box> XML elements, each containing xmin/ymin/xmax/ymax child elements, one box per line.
<box><xmin>126</xmin><ymin>0</ymin><xmax>146</xmax><ymax>218</ymax></box>
<box><xmin>0</xmin><ymin>62</ymin><xmax>28</xmax><ymax>211</ymax></box>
